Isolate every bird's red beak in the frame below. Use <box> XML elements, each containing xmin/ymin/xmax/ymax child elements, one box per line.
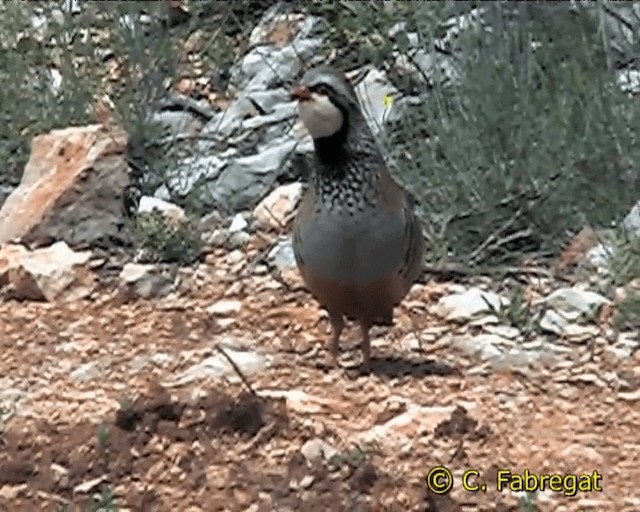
<box><xmin>291</xmin><ymin>85</ymin><xmax>312</xmax><ymax>102</ymax></box>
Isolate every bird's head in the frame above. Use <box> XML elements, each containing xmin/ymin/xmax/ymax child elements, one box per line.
<box><xmin>290</xmin><ymin>66</ymin><xmax>361</xmax><ymax>140</ymax></box>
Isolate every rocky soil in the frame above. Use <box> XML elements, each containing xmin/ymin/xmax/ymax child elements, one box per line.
<box><xmin>0</xmin><ymin>250</ymin><xmax>638</xmax><ymax>511</ymax></box>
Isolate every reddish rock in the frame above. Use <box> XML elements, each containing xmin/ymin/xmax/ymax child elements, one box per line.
<box><xmin>253</xmin><ymin>182</ymin><xmax>302</xmax><ymax>230</ymax></box>
<box><xmin>4</xmin><ymin>241</ymin><xmax>94</xmax><ymax>302</ymax></box>
<box><xmin>0</xmin><ymin>244</ymin><xmax>28</xmax><ymax>288</ymax></box>
<box><xmin>0</xmin><ymin>124</ymin><xmax>130</xmax><ymax>248</ymax></box>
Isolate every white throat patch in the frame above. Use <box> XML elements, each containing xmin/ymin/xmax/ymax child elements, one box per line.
<box><xmin>298</xmin><ymin>93</ymin><xmax>344</xmax><ymax>139</ymax></box>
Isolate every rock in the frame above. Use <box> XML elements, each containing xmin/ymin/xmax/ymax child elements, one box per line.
<box><xmin>259</xmin><ymin>389</ymin><xmax>339</xmax><ymax>414</ymax></box>
<box><xmin>623</xmin><ymin>199</ymin><xmax>640</xmax><ymax>238</ymax></box>
<box><xmin>436</xmin><ymin>7</ymin><xmax>485</xmax><ymax>53</ymax></box>
<box><xmin>70</xmin><ymin>362</ymin><xmax>102</xmax><ymax>382</ymax></box>
<box><xmin>359</xmin><ymin>404</ymin><xmax>468</xmax><ymax>446</ymax></box>
<box><xmin>618</xmin><ymin>389</ymin><xmax>640</xmax><ymax>401</ymax></box>
<box><xmin>0</xmin><ymin>484</ymin><xmax>24</xmax><ymax>501</ymax></box>
<box><xmin>229</xmin><ymin>214</ymin><xmax>249</xmax><ymax>234</ymax></box>
<box><xmin>207</xmin><ymin>299</ymin><xmax>242</xmax><ymax>316</ymax></box>
<box><xmin>617</xmin><ymin>69</ymin><xmax>640</xmax><ymax>95</ymax></box>
<box><xmin>354</xmin><ymin>68</ymin><xmax>399</xmax><ymax>137</ymax></box>
<box><xmin>0</xmin><ymin>244</ymin><xmax>28</xmax><ymax>288</ymax></box>
<box><xmin>253</xmin><ymin>183</ymin><xmax>302</xmax><ymax>230</ymax></box>
<box><xmin>156</xmin><ymin>154</ymin><xmax>229</xmax><ymax>199</ymax></box>
<box><xmin>0</xmin><ymin>124</ymin><xmax>130</xmax><ymax>248</ymax></box>
<box><xmin>246</xmin><ymin>89</ymin><xmax>291</xmax><ymax>114</ymax></box>
<box><xmin>50</xmin><ymin>463</ymin><xmax>69</xmax><ymax>488</ymax></box>
<box><xmin>0</xmin><ymin>384</ymin><xmax>25</xmax><ymax>422</ymax></box>
<box><xmin>200</xmin><ymin>99</ymin><xmax>259</xmax><ymax>141</ymax></box>
<box><xmin>388</xmin><ymin>22</ymin><xmax>419</xmax><ymax>48</ymax></box>
<box><xmin>539</xmin><ymin>310</ymin><xmax>600</xmax><ymax>338</ymax></box>
<box><xmin>488</xmin><ymin>347</ymin><xmax>553</xmax><ymax>370</ymax></box>
<box><xmin>198</xmin><ymin>211</ymin><xmax>224</xmax><ymax>243</ymax></box>
<box><xmin>280</xmin><ymin>267</ymin><xmax>304</xmax><ymax>289</ymax></box>
<box><xmin>138</xmin><ymin>196</ymin><xmax>186</xmax><ymax>224</ymax></box>
<box><xmin>435</xmin><ymin>287</ymin><xmax>508</xmax><ymax>320</ymax></box>
<box><xmin>73</xmin><ymin>476</ymin><xmax>106</xmax><ymax>494</ymax></box>
<box><xmin>130</xmin><ymin>352</ymin><xmax>173</xmax><ymax>372</ymax></box>
<box><xmin>596</xmin><ymin>3</ymin><xmax>640</xmax><ymax>68</ymax></box>
<box><xmin>211</xmin><ymin>139</ymin><xmax>299</xmax><ymax>212</ymax></box>
<box><xmin>232</xmin><ymin>8</ymin><xmax>325</xmax><ymax>92</ymax></box>
<box><xmin>228</xmin><ymin>231</ymin><xmax>251</xmax><ymax>249</ymax></box>
<box><xmin>400</xmin><ymin>332</ymin><xmax>423</xmax><ymax>352</ymax></box>
<box><xmin>225</xmin><ymin>249</ymin><xmax>245</xmax><ymax>266</ymax></box>
<box><xmin>544</xmin><ymin>287</ymin><xmax>610</xmax><ymax>319</ymax></box>
<box><xmin>483</xmin><ymin>324</ymin><xmax>521</xmax><ymax>339</ymax></box>
<box><xmin>560</xmin><ymin>444</ymin><xmax>603</xmax><ymax>466</ymax></box>
<box><xmin>585</xmin><ymin>242</ymin><xmax>615</xmax><ymax>269</ymax></box>
<box><xmin>150</xmin><ymin>110</ymin><xmax>200</xmax><ymax>139</ymax></box>
<box><xmin>453</xmin><ymin>334</ymin><xmax>507</xmax><ymax>359</ymax></box>
<box><xmin>300</xmin><ymin>438</ymin><xmax>339</xmax><ymax>465</ymax></box>
<box><xmin>268</xmin><ymin>237</ymin><xmax>297</xmax><ymax>272</ymax></box>
<box><xmin>149</xmin><ymin>6</ymin><xmax>327</xmax><ymax>214</ymax></box>
<box><xmin>249</xmin><ymin>8</ymin><xmax>307</xmax><ymax>47</ymax></box>
<box><xmin>242</xmin><ymin>101</ymin><xmax>298</xmax><ymax>130</ymax></box>
<box><xmin>268</xmin><ymin>238</ymin><xmax>304</xmax><ymax>289</ymax></box>
<box><xmin>118</xmin><ymin>263</ymin><xmax>176</xmax><ymax>300</ymax></box>
<box><xmin>539</xmin><ymin>309</ymin><xmax>570</xmax><ymax>336</ymax></box>
<box><xmin>5</xmin><ymin>241</ymin><xmax>94</xmax><ymax>301</ymax></box>
<box><xmin>164</xmin><ymin>337</ymin><xmax>270</xmax><ymax>387</ymax></box>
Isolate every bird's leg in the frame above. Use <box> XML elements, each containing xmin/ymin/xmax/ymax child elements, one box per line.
<box><xmin>358</xmin><ymin>320</ymin><xmax>372</xmax><ymax>372</ymax></box>
<box><xmin>328</xmin><ymin>312</ymin><xmax>344</xmax><ymax>366</ymax></box>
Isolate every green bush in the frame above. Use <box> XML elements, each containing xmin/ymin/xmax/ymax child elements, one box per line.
<box><xmin>386</xmin><ymin>3</ymin><xmax>639</xmax><ymax>266</ymax></box>
<box><xmin>0</xmin><ymin>3</ymin><xmax>182</xmax><ymax>192</ymax></box>
<box><xmin>133</xmin><ymin>209</ymin><xmax>202</xmax><ymax>265</ymax></box>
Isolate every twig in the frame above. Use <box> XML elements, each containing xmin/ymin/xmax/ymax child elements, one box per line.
<box><xmin>603</xmin><ymin>4</ymin><xmax>636</xmax><ymax>35</ymax></box>
<box><xmin>468</xmin><ymin>207</ymin><xmax>524</xmax><ymax>264</ymax></box>
<box><xmin>478</xmin><ymin>227</ymin><xmax>533</xmax><ymax>262</ymax></box>
<box><xmin>446</xmin><ymin>188</ymin><xmax>541</xmax><ymax>225</ymax></box>
<box><xmin>248</xmin><ymin>233</ymin><xmax>282</xmax><ymax>270</ymax></box>
<box><xmin>420</xmin><ymin>262</ymin><xmax>556</xmax><ymax>281</ymax></box>
<box><xmin>257</xmin><ymin>197</ymin><xmax>300</xmax><ymax>233</ymax></box>
<box><xmin>214</xmin><ymin>343</ymin><xmax>258</xmax><ymax>396</ymax></box>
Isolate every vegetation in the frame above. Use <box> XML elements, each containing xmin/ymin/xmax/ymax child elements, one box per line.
<box><xmin>0</xmin><ymin>2</ymin><xmax>637</xmax><ymax>271</ymax></box>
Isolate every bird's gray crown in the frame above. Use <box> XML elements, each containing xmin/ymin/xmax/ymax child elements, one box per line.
<box><xmin>299</xmin><ymin>66</ymin><xmax>359</xmax><ymax>109</ymax></box>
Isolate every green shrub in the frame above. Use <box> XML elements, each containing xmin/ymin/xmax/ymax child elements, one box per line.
<box><xmin>385</xmin><ymin>3</ymin><xmax>639</xmax><ymax>267</ymax></box>
<box><xmin>133</xmin><ymin>209</ymin><xmax>202</xmax><ymax>265</ymax></box>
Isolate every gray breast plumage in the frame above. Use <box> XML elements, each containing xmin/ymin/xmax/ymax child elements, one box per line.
<box><xmin>295</xmin><ymin>199</ymin><xmax>406</xmax><ymax>284</ymax></box>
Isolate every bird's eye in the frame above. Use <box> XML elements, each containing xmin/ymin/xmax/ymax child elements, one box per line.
<box><xmin>315</xmin><ymin>85</ymin><xmax>330</xmax><ymax>96</ymax></box>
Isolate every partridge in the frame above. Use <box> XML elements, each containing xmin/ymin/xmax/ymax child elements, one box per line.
<box><xmin>290</xmin><ymin>66</ymin><xmax>425</xmax><ymax>371</ymax></box>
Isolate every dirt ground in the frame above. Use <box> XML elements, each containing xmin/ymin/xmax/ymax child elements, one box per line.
<box><xmin>0</xmin><ymin>262</ymin><xmax>638</xmax><ymax>511</ymax></box>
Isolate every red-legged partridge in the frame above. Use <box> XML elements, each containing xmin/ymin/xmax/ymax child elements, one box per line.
<box><xmin>290</xmin><ymin>66</ymin><xmax>425</xmax><ymax>372</ymax></box>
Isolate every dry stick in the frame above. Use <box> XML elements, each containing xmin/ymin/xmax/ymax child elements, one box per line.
<box><xmin>468</xmin><ymin>206</ymin><xmax>524</xmax><ymax>264</ymax></box>
<box><xmin>261</xmin><ymin>198</ymin><xmax>299</xmax><ymax>232</ymax></box>
<box><xmin>214</xmin><ymin>343</ymin><xmax>258</xmax><ymax>397</ymax></box>
<box><xmin>249</xmin><ymin>233</ymin><xmax>283</xmax><ymax>271</ymax></box>
<box><xmin>447</xmin><ymin>189</ymin><xmax>540</xmax><ymax>224</ymax></box>
<box><xmin>419</xmin><ymin>262</ymin><xmax>557</xmax><ymax>283</ymax></box>
<box><xmin>480</xmin><ymin>227</ymin><xmax>533</xmax><ymax>260</ymax></box>
<box><xmin>604</xmin><ymin>4</ymin><xmax>637</xmax><ymax>33</ymax></box>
